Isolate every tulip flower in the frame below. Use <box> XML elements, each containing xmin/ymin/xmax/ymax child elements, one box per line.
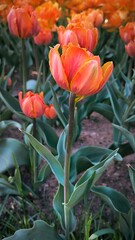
<box><xmin>34</xmin><ymin>29</ymin><xmax>53</xmax><ymax>45</ymax></box>
<box><xmin>18</xmin><ymin>91</ymin><xmax>45</xmax><ymax>118</ymax></box>
<box><xmin>7</xmin><ymin>5</ymin><xmax>39</xmax><ymax>39</ymax></box>
<box><xmin>44</xmin><ymin>104</ymin><xmax>57</xmax><ymax>119</ymax></box>
<box><xmin>119</xmin><ymin>22</ymin><xmax>135</xmax><ymax>44</ymax></box>
<box><xmin>125</xmin><ymin>41</ymin><xmax>135</xmax><ymax>57</ymax></box>
<box><xmin>49</xmin><ymin>44</ymin><xmax>113</xmax><ymax>98</ymax></box>
<box><xmin>58</xmin><ymin>24</ymin><xmax>98</xmax><ymax>52</ymax></box>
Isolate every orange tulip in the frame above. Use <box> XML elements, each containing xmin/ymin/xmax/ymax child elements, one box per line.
<box><xmin>44</xmin><ymin>104</ymin><xmax>57</xmax><ymax>119</ymax></box>
<box><xmin>18</xmin><ymin>91</ymin><xmax>45</xmax><ymax>118</ymax></box>
<box><xmin>49</xmin><ymin>44</ymin><xmax>113</xmax><ymax>97</ymax></box>
<box><xmin>34</xmin><ymin>29</ymin><xmax>53</xmax><ymax>45</ymax></box>
<box><xmin>58</xmin><ymin>24</ymin><xmax>98</xmax><ymax>52</ymax></box>
<box><xmin>7</xmin><ymin>5</ymin><xmax>39</xmax><ymax>39</ymax></box>
<box><xmin>119</xmin><ymin>22</ymin><xmax>135</xmax><ymax>43</ymax></box>
<box><xmin>125</xmin><ymin>41</ymin><xmax>135</xmax><ymax>57</ymax></box>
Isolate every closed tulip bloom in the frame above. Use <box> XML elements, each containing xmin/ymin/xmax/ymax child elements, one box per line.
<box><xmin>34</xmin><ymin>29</ymin><xmax>53</xmax><ymax>45</ymax></box>
<box><xmin>44</xmin><ymin>104</ymin><xmax>57</xmax><ymax>119</ymax></box>
<box><xmin>125</xmin><ymin>41</ymin><xmax>135</xmax><ymax>57</ymax></box>
<box><xmin>7</xmin><ymin>5</ymin><xmax>39</xmax><ymax>39</ymax></box>
<box><xmin>18</xmin><ymin>91</ymin><xmax>45</xmax><ymax>118</ymax></box>
<box><xmin>49</xmin><ymin>44</ymin><xmax>113</xmax><ymax>97</ymax></box>
<box><xmin>58</xmin><ymin>24</ymin><xmax>98</xmax><ymax>52</ymax></box>
<box><xmin>119</xmin><ymin>22</ymin><xmax>135</xmax><ymax>43</ymax></box>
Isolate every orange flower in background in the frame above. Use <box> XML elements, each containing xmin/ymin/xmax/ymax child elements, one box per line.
<box><xmin>34</xmin><ymin>29</ymin><xmax>53</xmax><ymax>45</ymax></box>
<box><xmin>57</xmin><ymin>24</ymin><xmax>98</xmax><ymax>52</ymax></box>
<box><xmin>7</xmin><ymin>5</ymin><xmax>39</xmax><ymax>39</ymax></box>
<box><xmin>125</xmin><ymin>41</ymin><xmax>135</xmax><ymax>57</ymax></box>
<box><xmin>69</xmin><ymin>9</ymin><xmax>104</xmax><ymax>28</ymax></box>
<box><xmin>13</xmin><ymin>0</ymin><xmax>44</xmax><ymax>8</ymax></box>
<box><xmin>0</xmin><ymin>0</ymin><xmax>13</xmax><ymax>22</ymax></box>
<box><xmin>35</xmin><ymin>1</ymin><xmax>61</xmax><ymax>31</ymax></box>
<box><xmin>18</xmin><ymin>91</ymin><xmax>45</xmax><ymax>118</ymax></box>
<box><xmin>44</xmin><ymin>104</ymin><xmax>57</xmax><ymax>119</ymax></box>
<box><xmin>49</xmin><ymin>44</ymin><xmax>113</xmax><ymax>97</ymax></box>
<box><xmin>119</xmin><ymin>22</ymin><xmax>135</xmax><ymax>57</ymax></box>
<box><xmin>119</xmin><ymin>22</ymin><xmax>135</xmax><ymax>43</ymax></box>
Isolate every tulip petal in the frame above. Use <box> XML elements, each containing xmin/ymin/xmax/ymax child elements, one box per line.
<box><xmin>61</xmin><ymin>45</ymin><xmax>91</xmax><ymax>83</ymax></box>
<box><xmin>49</xmin><ymin>45</ymin><xmax>69</xmax><ymax>90</ymax></box>
<box><xmin>70</xmin><ymin>59</ymin><xmax>103</xmax><ymax>96</ymax></box>
<box><xmin>102</xmin><ymin>61</ymin><xmax>113</xmax><ymax>84</ymax></box>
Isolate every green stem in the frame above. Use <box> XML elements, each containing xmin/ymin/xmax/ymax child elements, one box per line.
<box><xmin>33</xmin><ymin>118</ymin><xmax>38</xmax><ymax>186</ymax></box>
<box><xmin>21</xmin><ymin>39</ymin><xmax>27</xmax><ymax>95</ymax></box>
<box><xmin>64</xmin><ymin>93</ymin><xmax>76</xmax><ymax>240</ymax></box>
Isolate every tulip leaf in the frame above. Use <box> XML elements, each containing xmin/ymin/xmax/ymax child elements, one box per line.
<box><xmin>70</xmin><ymin>146</ymin><xmax>122</xmax><ymax>181</ymax></box>
<box><xmin>106</xmin><ymin>82</ymin><xmax>124</xmax><ymax>124</ymax></box>
<box><xmin>66</xmin><ymin>171</ymin><xmax>96</xmax><ymax>209</ymax></box>
<box><xmin>24</xmin><ymin>132</ymin><xmax>64</xmax><ymax>185</ymax></box>
<box><xmin>0</xmin><ymin>87</ymin><xmax>30</xmax><ymax>122</ymax></box>
<box><xmin>49</xmin><ymin>83</ymin><xmax>68</xmax><ymax>127</ymax></box>
<box><xmin>113</xmin><ymin>124</ymin><xmax>135</xmax><ymax>152</ymax></box>
<box><xmin>92</xmin><ymin>102</ymin><xmax>113</xmax><ymax>122</ymax></box>
<box><xmin>0</xmin><ymin>120</ymin><xmax>22</xmax><ymax>135</ymax></box>
<box><xmin>89</xmin><ymin>228</ymin><xmax>115</xmax><ymax>240</ymax></box>
<box><xmin>127</xmin><ymin>164</ymin><xmax>135</xmax><ymax>193</ymax></box>
<box><xmin>0</xmin><ymin>138</ymin><xmax>29</xmax><ymax>173</ymax></box>
<box><xmin>91</xmin><ymin>186</ymin><xmax>131</xmax><ymax>214</ymax></box>
<box><xmin>2</xmin><ymin>220</ymin><xmax>63</xmax><ymax>240</ymax></box>
<box><xmin>67</xmin><ymin>149</ymin><xmax>119</xmax><ymax>209</ymax></box>
<box><xmin>57</xmin><ymin>126</ymin><xmax>67</xmax><ymax>166</ymax></box>
<box><xmin>53</xmin><ymin>184</ymin><xmax>76</xmax><ymax>232</ymax></box>
<box><xmin>37</xmin><ymin>119</ymin><xmax>59</xmax><ymax>152</ymax></box>
<box><xmin>0</xmin><ymin>177</ymin><xmax>18</xmax><ymax>196</ymax></box>
<box><xmin>119</xmin><ymin>209</ymin><xmax>135</xmax><ymax>240</ymax></box>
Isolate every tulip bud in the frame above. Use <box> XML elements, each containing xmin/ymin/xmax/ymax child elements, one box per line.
<box><xmin>44</xmin><ymin>104</ymin><xmax>57</xmax><ymax>119</ymax></box>
<box><xmin>7</xmin><ymin>5</ymin><xmax>39</xmax><ymax>39</ymax></box>
<box><xmin>18</xmin><ymin>91</ymin><xmax>45</xmax><ymax>118</ymax></box>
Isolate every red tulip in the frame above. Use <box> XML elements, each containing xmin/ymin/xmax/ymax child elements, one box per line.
<box><xmin>34</xmin><ymin>29</ymin><xmax>52</xmax><ymax>45</ymax></box>
<box><xmin>44</xmin><ymin>104</ymin><xmax>57</xmax><ymax>119</ymax></box>
<box><xmin>18</xmin><ymin>91</ymin><xmax>45</xmax><ymax>118</ymax></box>
<box><xmin>7</xmin><ymin>5</ymin><xmax>39</xmax><ymax>39</ymax></box>
<box><xmin>119</xmin><ymin>22</ymin><xmax>135</xmax><ymax>43</ymax></box>
<box><xmin>49</xmin><ymin>44</ymin><xmax>113</xmax><ymax>97</ymax></box>
<box><xmin>125</xmin><ymin>41</ymin><xmax>135</xmax><ymax>57</ymax></box>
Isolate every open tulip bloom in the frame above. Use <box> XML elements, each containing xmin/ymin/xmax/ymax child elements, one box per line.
<box><xmin>49</xmin><ymin>44</ymin><xmax>113</xmax><ymax>99</ymax></box>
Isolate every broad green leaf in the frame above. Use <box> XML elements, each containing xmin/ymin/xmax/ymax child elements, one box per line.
<box><xmin>66</xmin><ymin>172</ymin><xmax>96</xmax><ymax>209</ymax></box>
<box><xmin>113</xmin><ymin>124</ymin><xmax>135</xmax><ymax>152</ymax></box>
<box><xmin>53</xmin><ymin>184</ymin><xmax>76</xmax><ymax>232</ymax></box>
<box><xmin>0</xmin><ymin>120</ymin><xmax>22</xmax><ymax>135</ymax></box>
<box><xmin>57</xmin><ymin>127</ymin><xmax>67</xmax><ymax>166</ymax></box>
<box><xmin>67</xmin><ymin>149</ymin><xmax>120</xmax><ymax>209</ymax></box>
<box><xmin>127</xmin><ymin>164</ymin><xmax>135</xmax><ymax>193</ymax></box>
<box><xmin>74</xmin><ymin>149</ymin><xmax>120</xmax><ymax>187</ymax></box>
<box><xmin>37</xmin><ymin>119</ymin><xmax>58</xmax><ymax>153</ymax></box>
<box><xmin>89</xmin><ymin>228</ymin><xmax>115</xmax><ymax>240</ymax></box>
<box><xmin>0</xmin><ymin>87</ymin><xmax>31</xmax><ymax>122</ymax></box>
<box><xmin>0</xmin><ymin>138</ymin><xmax>29</xmax><ymax>173</ymax></box>
<box><xmin>92</xmin><ymin>103</ymin><xmax>113</xmax><ymax>122</ymax></box>
<box><xmin>24</xmin><ymin>132</ymin><xmax>64</xmax><ymax>185</ymax></box>
<box><xmin>92</xmin><ymin>186</ymin><xmax>131</xmax><ymax>214</ymax></box>
<box><xmin>119</xmin><ymin>209</ymin><xmax>135</xmax><ymax>240</ymax></box>
<box><xmin>106</xmin><ymin>83</ymin><xmax>124</xmax><ymax>124</ymax></box>
<box><xmin>70</xmin><ymin>146</ymin><xmax>122</xmax><ymax>181</ymax></box>
<box><xmin>2</xmin><ymin>220</ymin><xmax>63</xmax><ymax>240</ymax></box>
